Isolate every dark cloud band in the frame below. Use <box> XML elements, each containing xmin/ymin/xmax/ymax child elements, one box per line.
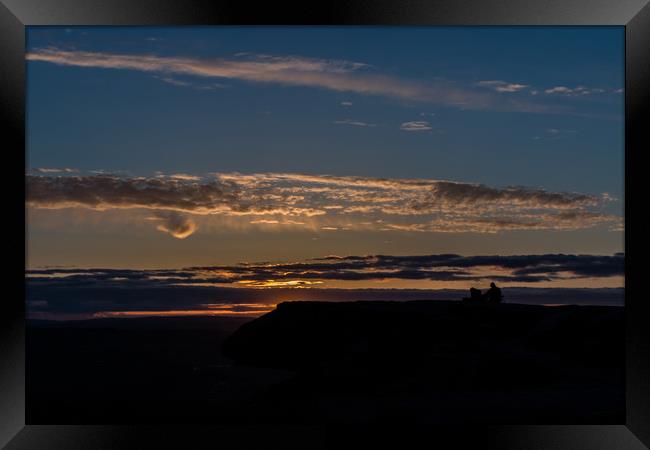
<box><xmin>26</xmin><ymin>172</ymin><xmax>620</xmax><ymax>234</ymax></box>
<box><xmin>27</xmin><ymin>253</ymin><xmax>624</xmax><ymax>288</ymax></box>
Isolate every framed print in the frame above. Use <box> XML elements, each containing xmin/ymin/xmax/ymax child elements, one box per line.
<box><xmin>2</xmin><ymin>0</ymin><xmax>649</xmax><ymax>448</ymax></box>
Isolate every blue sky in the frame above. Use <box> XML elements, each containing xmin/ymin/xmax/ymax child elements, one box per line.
<box><xmin>27</xmin><ymin>27</ymin><xmax>623</xmax><ymax>193</ymax></box>
<box><xmin>26</xmin><ymin>27</ymin><xmax>624</xmax><ymax>287</ymax></box>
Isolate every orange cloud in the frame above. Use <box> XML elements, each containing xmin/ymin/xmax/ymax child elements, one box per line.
<box><xmin>27</xmin><ymin>172</ymin><xmax>620</xmax><ymax>234</ymax></box>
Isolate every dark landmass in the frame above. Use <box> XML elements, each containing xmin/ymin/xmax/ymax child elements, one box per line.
<box><xmin>223</xmin><ymin>301</ymin><xmax>624</xmax><ymax>424</ymax></box>
<box><xmin>27</xmin><ymin>316</ymin><xmax>294</xmax><ymax>424</ymax></box>
<box><xmin>26</xmin><ymin>285</ymin><xmax>623</xmax><ymax>320</ymax></box>
<box><xmin>27</xmin><ymin>301</ymin><xmax>624</xmax><ymax>425</ymax></box>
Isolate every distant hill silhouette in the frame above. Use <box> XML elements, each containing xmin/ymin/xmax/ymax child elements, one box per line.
<box><xmin>222</xmin><ymin>300</ymin><xmax>623</xmax><ymax>424</ymax></box>
<box><xmin>26</xmin><ymin>301</ymin><xmax>624</xmax><ymax>425</ymax></box>
<box><xmin>223</xmin><ymin>300</ymin><xmax>622</xmax><ymax>371</ymax></box>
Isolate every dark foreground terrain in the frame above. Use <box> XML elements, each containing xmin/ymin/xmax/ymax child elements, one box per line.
<box><xmin>28</xmin><ymin>301</ymin><xmax>623</xmax><ymax>424</ymax></box>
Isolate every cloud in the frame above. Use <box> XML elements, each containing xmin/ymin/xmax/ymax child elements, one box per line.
<box><xmin>26</xmin><ymin>253</ymin><xmax>624</xmax><ymax>294</ymax></box>
<box><xmin>477</xmin><ymin>80</ymin><xmax>529</xmax><ymax>93</ymax></box>
<box><xmin>167</xmin><ymin>173</ymin><xmax>202</xmax><ymax>181</ymax></box>
<box><xmin>36</xmin><ymin>167</ymin><xmax>77</xmax><ymax>173</ymax></box>
<box><xmin>24</xmin><ymin>273</ymin><xmax>624</xmax><ymax>320</ymax></box>
<box><xmin>250</xmin><ymin>219</ymin><xmax>279</xmax><ymax>224</ymax></box>
<box><xmin>27</xmin><ymin>172</ymin><xmax>621</xmax><ymax>234</ymax></box>
<box><xmin>544</xmin><ymin>86</ymin><xmax>596</xmax><ymax>95</ymax></box>
<box><xmin>478</xmin><ymin>81</ymin><xmax>615</xmax><ymax>99</ymax></box>
<box><xmin>25</xmin><ymin>253</ymin><xmax>624</xmax><ymax>319</ymax></box>
<box><xmin>383</xmin><ymin>211</ymin><xmax>622</xmax><ymax>233</ymax></box>
<box><xmin>333</xmin><ymin>119</ymin><xmax>376</xmax><ymax>127</ymax></box>
<box><xmin>250</xmin><ymin>219</ymin><xmax>305</xmax><ymax>225</ymax></box>
<box><xmin>545</xmin><ymin>86</ymin><xmax>574</xmax><ymax>94</ymax></box>
<box><xmin>532</xmin><ymin>128</ymin><xmax>577</xmax><ymax>141</ymax></box>
<box><xmin>152</xmin><ymin>211</ymin><xmax>197</xmax><ymax>239</ymax></box>
<box><xmin>400</xmin><ymin>121</ymin><xmax>432</xmax><ymax>132</ymax></box>
<box><xmin>153</xmin><ymin>75</ymin><xmax>228</xmax><ymax>90</ymax></box>
<box><xmin>26</xmin><ymin>174</ymin><xmax>243</xmax><ymax>214</ymax></box>
<box><xmin>153</xmin><ymin>75</ymin><xmax>192</xmax><ymax>87</ymax></box>
<box><xmin>27</xmin><ymin>47</ymin><xmax>556</xmax><ymax>113</ymax></box>
<box><xmin>340</xmin><ymin>101</ymin><xmax>353</xmax><ymax>106</ymax></box>
<box><xmin>422</xmin><ymin>181</ymin><xmax>595</xmax><ymax>208</ymax></box>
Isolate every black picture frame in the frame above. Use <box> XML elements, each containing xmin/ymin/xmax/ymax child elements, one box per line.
<box><xmin>2</xmin><ymin>0</ymin><xmax>649</xmax><ymax>448</ymax></box>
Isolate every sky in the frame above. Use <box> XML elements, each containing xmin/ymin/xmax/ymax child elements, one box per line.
<box><xmin>25</xmin><ymin>27</ymin><xmax>625</xmax><ymax>316</ymax></box>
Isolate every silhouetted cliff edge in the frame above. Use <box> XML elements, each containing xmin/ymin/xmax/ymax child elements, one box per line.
<box><xmin>221</xmin><ymin>301</ymin><xmax>623</xmax><ymax>424</ymax></box>
<box><xmin>223</xmin><ymin>300</ymin><xmax>623</xmax><ymax>378</ymax></box>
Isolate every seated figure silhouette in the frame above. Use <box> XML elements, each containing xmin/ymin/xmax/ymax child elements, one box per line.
<box><xmin>463</xmin><ymin>287</ymin><xmax>483</xmax><ymax>304</ymax></box>
<box><xmin>463</xmin><ymin>283</ymin><xmax>503</xmax><ymax>305</ymax></box>
<box><xmin>483</xmin><ymin>282</ymin><xmax>503</xmax><ymax>304</ymax></box>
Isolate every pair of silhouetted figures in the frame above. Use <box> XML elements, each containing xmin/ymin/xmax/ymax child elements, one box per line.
<box><xmin>463</xmin><ymin>282</ymin><xmax>503</xmax><ymax>305</ymax></box>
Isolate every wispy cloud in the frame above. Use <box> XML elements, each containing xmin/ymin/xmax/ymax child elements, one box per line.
<box><xmin>250</xmin><ymin>219</ymin><xmax>305</xmax><ymax>226</ymax></box>
<box><xmin>532</xmin><ymin>128</ymin><xmax>577</xmax><ymax>141</ymax></box>
<box><xmin>542</xmin><ymin>85</ymin><xmax>611</xmax><ymax>96</ymax></box>
<box><xmin>153</xmin><ymin>75</ymin><xmax>192</xmax><ymax>87</ymax></box>
<box><xmin>27</xmin><ymin>47</ymin><xmax>558</xmax><ymax>113</ymax></box>
<box><xmin>27</xmin><ymin>253</ymin><xmax>624</xmax><ymax>289</ymax></box>
<box><xmin>35</xmin><ymin>167</ymin><xmax>77</xmax><ymax>173</ymax></box>
<box><xmin>481</xmin><ymin>82</ymin><xmax>617</xmax><ymax>98</ymax></box>
<box><xmin>25</xmin><ymin>273</ymin><xmax>624</xmax><ymax>319</ymax></box>
<box><xmin>153</xmin><ymin>75</ymin><xmax>228</xmax><ymax>90</ymax></box>
<box><xmin>27</xmin><ymin>172</ymin><xmax>621</xmax><ymax>234</ymax></box>
<box><xmin>333</xmin><ymin>119</ymin><xmax>377</xmax><ymax>127</ymax></box>
<box><xmin>151</xmin><ymin>211</ymin><xmax>197</xmax><ymax>239</ymax></box>
<box><xmin>166</xmin><ymin>173</ymin><xmax>202</xmax><ymax>181</ymax></box>
<box><xmin>477</xmin><ymin>80</ymin><xmax>529</xmax><ymax>93</ymax></box>
<box><xmin>400</xmin><ymin>121</ymin><xmax>432</xmax><ymax>132</ymax></box>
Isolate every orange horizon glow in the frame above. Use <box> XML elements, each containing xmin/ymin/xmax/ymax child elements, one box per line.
<box><xmin>88</xmin><ymin>300</ymin><xmax>594</xmax><ymax>320</ymax></box>
<box><xmin>93</xmin><ymin>308</ymin><xmax>274</xmax><ymax>318</ymax></box>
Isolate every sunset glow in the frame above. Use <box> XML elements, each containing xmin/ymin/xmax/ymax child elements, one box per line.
<box><xmin>26</xmin><ymin>27</ymin><xmax>623</xmax><ymax>318</ymax></box>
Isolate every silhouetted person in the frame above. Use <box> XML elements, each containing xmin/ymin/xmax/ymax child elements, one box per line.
<box><xmin>463</xmin><ymin>287</ymin><xmax>483</xmax><ymax>304</ymax></box>
<box><xmin>483</xmin><ymin>282</ymin><xmax>503</xmax><ymax>304</ymax></box>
